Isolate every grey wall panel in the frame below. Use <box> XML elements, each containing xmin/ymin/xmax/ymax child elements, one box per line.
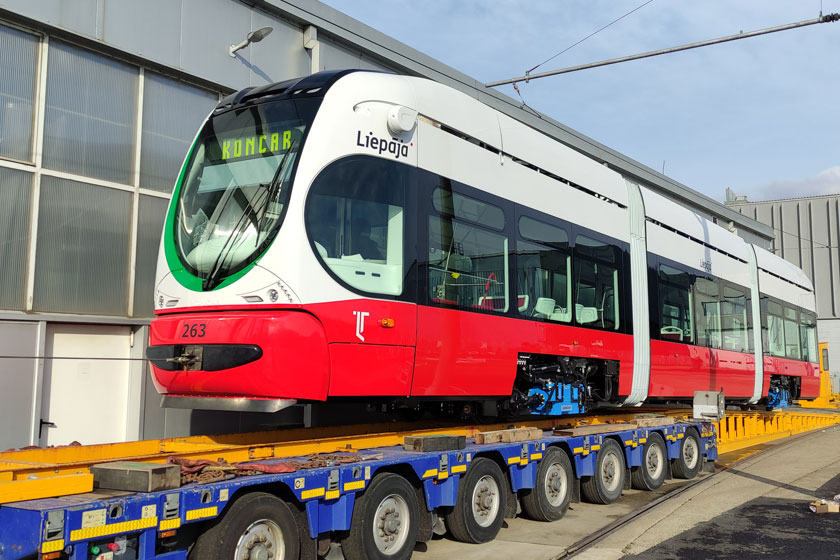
<box><xmin>0</xmin><ymin>0</ymin><xmax>99</xmax><ymax>38</ymax></box>
<box><xmin>179</xmin><ymin>0</ymin><xmax>253</xmax><ymax>87</ymax></box>
<box><xmin>319</xmin><ymin>37</ymin><xmax>362</xmax><ymax>71</ymax></box>
<box><xmin>102</xmin><ymin>0</ymin><xmax>182</xmax><ymax>68</ymax></box>
<box><xmin>0</xmin><ymin>321</ymin><xmax>41</xmax><ymax>450</ymax></box>
<box><xmin>811</xmin><ymin>200</ymin><xmax>834</xmax><ymax>317</ymax></box>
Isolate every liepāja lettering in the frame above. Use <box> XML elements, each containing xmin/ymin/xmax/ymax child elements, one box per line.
<box><xmin>356</xmin><ymin>130</ymin><xmax>411</xmax><ymax>159</ymax></box>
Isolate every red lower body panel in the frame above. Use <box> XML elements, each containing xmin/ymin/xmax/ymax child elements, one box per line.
<box><xmin>149</xmin><ymin>310</ymin><xmax>330</xmax><ymax>400</ymax></box>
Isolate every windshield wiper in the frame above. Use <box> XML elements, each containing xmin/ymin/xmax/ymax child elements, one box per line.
<box><xmin>256</xmin><ymin>137</ymin><xmax>298</xmax><ymax>240</ymax></box>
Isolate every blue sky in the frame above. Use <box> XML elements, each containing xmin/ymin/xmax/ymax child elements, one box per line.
<box><xmin>320</xmin><ymin>1</ymin><xmax>840</xmax><ymax>202</ymax></box>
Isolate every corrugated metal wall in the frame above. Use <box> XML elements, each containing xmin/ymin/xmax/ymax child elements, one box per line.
<box><xmin>728</xmin><ymin>195</ymin><xmax>840</xmax><ymax>386</ymax></box>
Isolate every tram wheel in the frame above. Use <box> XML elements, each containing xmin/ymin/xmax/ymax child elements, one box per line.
<box><xmin>341</xmin><ymin>473</ymin><xmax>419</xmax><ymax>560</ymax></box>
<box><xmin>631</xmin><ymin>432</ymin><xmax>667</xmax><ymax>491</ymax></box>
<box><xmin>189</xmin><ymin>491</ymin><xmax>299</xmax><ymax>560</ymax></box>
<box><xmin>521</xmin><ymin>447</ymin><xmax>573</xmax><ymax>522</ymax></box>
<box><xmin>672</xmin><ymin>427</ymin><xmax>702</xmax><ymax>479</ymax></box>
<box><xmin>581</xmin><ymin>439</ymin><xmax>625</xmax><ymax>504</ymax></box>
<box><xmin>445</xmin><ymin>457</ymin><xmax>507</xmax><ymax>543</ymax></box>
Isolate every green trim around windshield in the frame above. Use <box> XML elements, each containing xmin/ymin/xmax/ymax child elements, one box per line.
<box><xmin>162</xmin><ymin>136</ymin><xmax>270</xmax><ymax>292</ymax></box>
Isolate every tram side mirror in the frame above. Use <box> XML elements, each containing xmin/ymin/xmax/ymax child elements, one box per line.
<box><xmin>387</xmin><ymin>105</ymin><xmax>418</xmax><ymax>135</ymax></box>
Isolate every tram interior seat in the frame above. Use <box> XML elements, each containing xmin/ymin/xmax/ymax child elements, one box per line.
<box><xmin>534</xmin><ymin>297</ymin><xmax>571</xmax><ymax>322</ymax></box>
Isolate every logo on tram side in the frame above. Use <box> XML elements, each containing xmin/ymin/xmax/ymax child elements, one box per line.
<box><xmin>353</xmin><ymin>310</ymin><xmax>370</xmax><ymax>342</ymax></box>
<box><xmin>356</xmin><ymin>131</ymin><xmax>412</xmax><ymax>160</ymax></box>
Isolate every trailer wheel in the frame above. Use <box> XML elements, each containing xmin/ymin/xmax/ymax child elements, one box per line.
<box><xmin>631</xmin><ymin>432</ymin><xmax>667</xmax><ymax>491</ymax></box>
<box><xmin>341</xmin><ymin>473</ymin><xmax>419</xmax><ymax>560</ymax></box>
<box><xmin>445</xmin><ymin>457</ymin><xmax>507</xmax><ymax>543</ymax></box>
<box><xmin>581</xmin><ymin>439</ymin><xmax>625</xmax><ymax>504</ymax></box>
<box><xmin>520</xmin><ymin>447</ymin><xmax>573</xmax><ymax>522</ymax></box>
<box><xmin>672</xmin><ymin>428</ymin><xmax>702</xmax><ymax>479</ymax></box>
<box><xmin>189</xmin><ymin>491</ymin><xmax>299</xmax><ymax>560</ymax></box>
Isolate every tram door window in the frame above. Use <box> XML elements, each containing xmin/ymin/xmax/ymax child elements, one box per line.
<box><xmin>694</xmin><ymin>278</ymin><xmax>721</xmax><ymax>348</ymax></box>
<box><xmin>783</xmin><ymin>306</ymin><xmax>801</xmax><ymax>360</ymax></box>
<box><xmin>658</xmin><ymin>264</ymin><xmax>694</xmax><ymax>343</ymax></box>
<box><xmin>720</xmin><ymin>284</ymin><xmax>751</xmax><ymax>353</ymax></box>
<box><xmin>766</xmin><ymin>299</ymin><xmax>786</xmax><ymax>357</ymax></box>
<box><xmin>306</xmin><ymin>156</ymin><xmax>408</xmax><ymax>296</ymax></box>
<box><xmin>573</xmin><ymin>235</ymin><xmax>620</xmax><ymax>330</ymax></box>
<box><xmin>515</xmin><ymin>216</ymin><xmax>571</xmax><ymax>322</ymax></box>
<box><xmin>428</xmin><ymin>187</ymin><xmax>508</xmax><ymax>312</ymax></box>
<box><xmin>800</xmin><ymin>312</ymin><xmax>818</xmax><ymax>363</ymax></box>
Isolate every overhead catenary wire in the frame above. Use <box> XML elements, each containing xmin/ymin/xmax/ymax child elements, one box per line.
<box><xmin>525</xmin><ymin>0</ymin><xmax>657</xmax><ymax>76</ymax></box>
<box><xmin>487</xmin><ymin>13</ymin><xmax>840</xmax><ymax>88</ymax></box>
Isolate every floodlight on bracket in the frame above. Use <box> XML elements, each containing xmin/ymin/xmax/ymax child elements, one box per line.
<box><xmin>230</xmin><ymin>26</ymin><xmax>273</xmax><ymax>57</ymax></box>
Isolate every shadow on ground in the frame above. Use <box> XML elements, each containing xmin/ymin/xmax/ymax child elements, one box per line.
<box><xmin>621</xmin><ymin>474</ymin><xmax>840</xmax><ymax>560</ymax></box>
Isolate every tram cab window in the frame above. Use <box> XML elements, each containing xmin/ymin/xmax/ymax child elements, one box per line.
<box><xmin>658</xmin><ymin>264</ymin><xmax>694</xmax><ymax>344</ymax></box>
<box><xmin>720</xmin><ymin>284</ymin><xmax>750</xmax><ymax>353</ymax></box>
<box><xmin>800</xmin><ymin>312</ymin><xmax>818</xmax><ymax>363</ymax></box>
<box><xmin>766</xmin><ymin>299</ymin><xmax>786</xmax><ymax>357</ymax></box>
<box><xmin>428</xmin><ymin>187</ymin><xmax>508</xmax><ymax>312</ymax></box>
<box><xmin>573</xmin><ymin>235</ymin><xmax>619</xmax><ymax>330</ymax></box>
<box><xmin>516</xmin><ymin>216</ymin><xmax>570</xmax><ymax>322</ymax></box>
<box><xmin>305</xmin><ymin>156</ymin><xmax>407</xmax><ymax>296</ymax></box>
<box><xmin>694</xmin><ymin>278</ymin><xmax>721</xmax><ymax>348</ymax></box>
<box><xmin>783</xmin><ymin>306</ymin><xmax>801</xmax><ymax>360</ymax></box>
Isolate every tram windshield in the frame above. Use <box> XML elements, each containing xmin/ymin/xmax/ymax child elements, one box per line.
<box><xmin>174</xmin><ymin>98</ymin><xmax>319</xmax><ymax>290</ymax></box>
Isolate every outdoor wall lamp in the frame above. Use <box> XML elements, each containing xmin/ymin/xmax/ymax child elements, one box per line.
<box><xmin>230</xmin><ymin>26</ymin><xmax>273</xmax><ymax>57</ymax></box>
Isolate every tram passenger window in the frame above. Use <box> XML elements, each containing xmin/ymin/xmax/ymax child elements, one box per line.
<box><xmin>783</xmin><ymin>306</ymin><xmax>801</xmax><ymax>360</ymax></box>
<box><xmin>720</xmin><ymin>284</ymin><xmax>750</xmax><ymax>353</ymax></box>
<box><xmin>574</xmin><ymin>235</ymin><xmax>619</xmax><ymax>330</ymax></box>
<box><xmin>766</xmin><ymin>300</ymin><xmax>786</xmax><ymax>357</ymax></box>
<box><xmin>694</xmin><ymin>278</ymin><xmax>721</xmax><ymax>348</ymax></box>
<box><xmin>800</xmin><ymin>312</ymin><xmax>818</xmax><ymax>363</ymax></box>
<box><xmin>658</xmin><ymin>265</ymin><xmax>694</xmax><ymax>344</ymax></box>
<box><xmin>305</xmin><ymin>156</ymin><xmax>407</xmax><ymax>296</ymax></box>
<box><xmin>428</xmin><ymin>216</ymin><xmax>508</xmax><ymax>312</ymax></box>
<box><xmin>516</xmin><ymin>216</ymin><xmax>570</xmax><ymax>322</ymax></box>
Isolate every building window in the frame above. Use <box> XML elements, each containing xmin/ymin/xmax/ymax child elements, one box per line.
<box><xmin>43</xmin><ymin>40</ymin><xmax>138</xmax><ymax>184</ymax></box>
<box><xmin>0</xmin><ymin>24</ymin><xmax>38</xmax><ymax>163</ymax></box>
<box><xmin>0</xmin><ymin>167</ymin><xmax>32</xmax><ymax>310</ymax></box>
<box><xmin>133</xmin><ymin>195</ymin><xmax>169</xmax><ymax>317</ymax></box>
<box><xmin>34</xmin><ymin>176</ymin><xmax>131</xmax><ymax>315</ymax></box>
<box><xmin>140</xmin><ymin>72</ymin><xmax>218</xmax><ymax>193</ymax></box>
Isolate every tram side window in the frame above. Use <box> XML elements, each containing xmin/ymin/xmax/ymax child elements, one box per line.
<box><xmin>305</xmin><ymin>156</ymin><xmax>407</xmax><ymax>296</ymax></box>
<box><xmin>720</xmin><ymin>284</ymin><xmax>750</xmax><ymax>353</ymax></box>
<box><xmin>766</xmin><ymin>299</ymin><xmax>786</xmax><ymax>357</ymax></box>
<box><xmin>658</xmin><ymin>264</ymin><xmax>694</xmax><ymax>344</ymax></box>
<box><xmin>783</xmin><ymin>306</ymin><xmax>801</xmax><ymax>360</ymax></box>
<box><xmin>800</xmin><ymin>311</ymin><xmax>818</xmax><ymax>363</ymax></box>
<box><xmin>574</xmin><ymin>235</ymin><xmax>620</xmax><ymax>330</ymax></box>
<box><xmin>694</xmin><ymin>277</ymin><xmax>721</xmax><ymax>348</ymax></box>
<box><xmin>429</xmin><ymin>188</ymin><xmax>508</xmax><ymax>312</ymax></box>
<box><xmin>516</xmin><ymin>216</ymin><xmax>571</xmax><ymax>322</ymax></box>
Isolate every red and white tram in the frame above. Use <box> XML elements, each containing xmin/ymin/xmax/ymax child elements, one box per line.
<box><xmin>147</xmin><ymin>70</ymin><xmax>820</xmax><ymax>415</ymax></box>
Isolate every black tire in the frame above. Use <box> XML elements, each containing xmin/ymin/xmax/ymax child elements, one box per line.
<box><xmin>445</xmin><ymin>457</ymin><xmax>507</xmax><ymax>543</ymax></box>
<box><xmin>672</xmin><ymin>427</ymin><xmax>702</xmax><ymax>479</ymax></box>
<box><xmin>521</xmin><ymin>447</ymin><xmax>573</xmax><ymax>522</ymax></box>
<box><xmin>190</xmin><ymin>491</ymin><xmax>299</xmax><ymax>560</ymax></box>
<box><xmin>340</xmin><ymin>473</ymin><xmax>420</xmax><ymax>560</ymax></box>
<box><xmin>631</xmin><ymin>432</ymin><xmax>668</xmax><ymax>491</ymax></box>
<box><xmin>580</xmin><ymin>439</ymin><xmax>625</xmax><ymax>504</ymax></box>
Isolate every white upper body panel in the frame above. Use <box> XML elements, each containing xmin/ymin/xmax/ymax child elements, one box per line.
<box><xmin>753</xmin><ymin>245</ymin><xmax>816</xmax><ymax>312</ymax></box>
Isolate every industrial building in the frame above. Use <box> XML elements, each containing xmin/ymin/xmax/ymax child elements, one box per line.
<box><xmin>0</xmin><ymin>0</ymin><xmax>795</xmax><ymax>450</ymax></box>
<box><xmin>726</xmin><ymin>189</ymin><xmax>840</xmax><ymax>390</ymax></box>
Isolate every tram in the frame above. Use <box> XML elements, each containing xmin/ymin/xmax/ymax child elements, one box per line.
<box><xmin>147</xmin><ymin>70</ymin><xmax>820</xmax><ymax>415</ymax></box>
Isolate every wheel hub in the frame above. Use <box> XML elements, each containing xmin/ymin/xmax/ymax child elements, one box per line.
<box><xmin>235</xmin><ymin>520</ymin><xmax>283</xmax><ymax>560</ymax></box>
<box><xmin>373</xmin><ymin>495</ymin><xmax>408</xmax><ymax>554</ymax></box>
<box><xmin>471</xmin><ymin>475</ymin><xmax>500</xmax><ymax>527</ymax></box>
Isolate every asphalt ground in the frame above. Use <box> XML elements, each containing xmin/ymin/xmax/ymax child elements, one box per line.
<box><xmin>414</xmin><ymin>424</ymin><xmax>840</xmax><ymax>560</ymax></box>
